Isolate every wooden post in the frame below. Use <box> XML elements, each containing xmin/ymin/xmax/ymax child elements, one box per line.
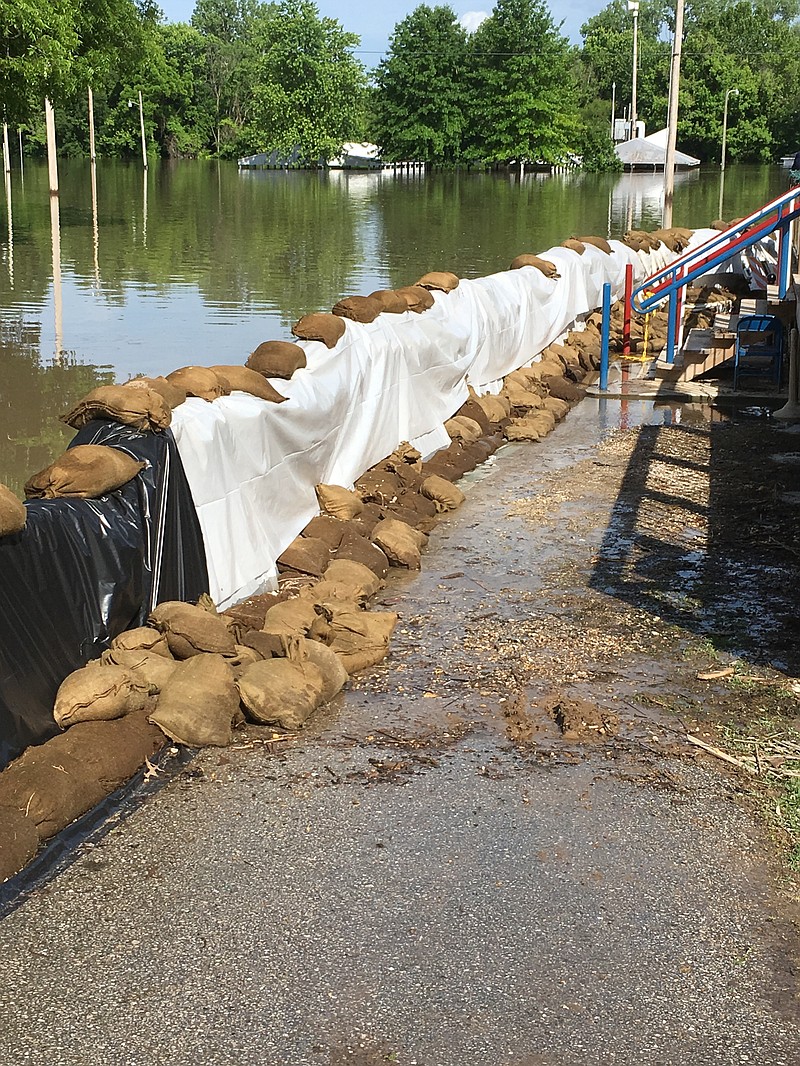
<box><xmin>138</xmin><ymin>90</ymin><xmax>148</xmax><ymax>170</ymax></box>
<box><xmin>44</xmin><ymin>97</ymin><xmax>59</xmax><ymax>194</ymax></box>
<box><xmin>88</xmin><ymin>86</ymin><xmax>97</xmax><ymax>163</ymax></box>
<box><xmin>663</xmin><ymin>0</ymin><xmax>685</xmax><ymax>228</ymax></box>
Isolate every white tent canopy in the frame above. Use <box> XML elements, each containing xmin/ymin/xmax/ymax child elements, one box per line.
<box><xmin>616</xmin><ymin>128</ymin><xmax>700</xmax><ymax>169</ymax></box>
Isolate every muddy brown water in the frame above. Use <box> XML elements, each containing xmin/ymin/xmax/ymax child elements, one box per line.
<box><xmin>1</xmin><ymin>396</ymin><xmax>798</xmax><ymax>1063</ymax></box>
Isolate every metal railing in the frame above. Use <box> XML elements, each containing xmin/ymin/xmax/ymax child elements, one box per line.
<box><xmin>631</xmin><ymin>185</ymin><xmax>800</xmax><ymax>363</ymax></box>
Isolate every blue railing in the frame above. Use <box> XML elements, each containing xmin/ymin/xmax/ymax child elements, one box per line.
<box><xmin>631</xmin><ymin>186</ymin><xmax>800</xmax><ymax>363</ymax></box>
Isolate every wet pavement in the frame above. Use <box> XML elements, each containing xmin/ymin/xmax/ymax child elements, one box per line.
<box><xmin>1</xmin><ymin>399</ymin><xmax>799</xmax><ymax>1065</ymax></box>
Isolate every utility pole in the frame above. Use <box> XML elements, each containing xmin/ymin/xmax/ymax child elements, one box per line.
<box><xmin>663</xmin><ymin>0</ymin><xmax>685</xmax><ymax>227</ymax></box>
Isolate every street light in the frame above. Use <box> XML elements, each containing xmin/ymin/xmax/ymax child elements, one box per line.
<box><xmin>628</xmin><ymin>1</ymin><xmax>639</xmax><ymax>140</ymax></box>
<box><xmin>720</xmin><ymin>87</ymin><xmax>739</xmax><ymax>172</ymax></box>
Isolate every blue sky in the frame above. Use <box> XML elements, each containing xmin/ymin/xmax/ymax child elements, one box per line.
<box><xmin>156</xmin><ymin>1</ymin><xmax>602</xmax><ymax>58</ymax></box>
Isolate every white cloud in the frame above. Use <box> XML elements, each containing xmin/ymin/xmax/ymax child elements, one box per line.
<box><xmin>459</xmin><ymin>11</ymin><xmax>490</xmax><ymax>34</ymax></box>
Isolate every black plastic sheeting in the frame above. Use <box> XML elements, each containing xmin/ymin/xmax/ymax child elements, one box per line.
<box><xmin>0</xmin><ymin>421</ymin><xmax>208</xmax><ymax>770</ymax></box>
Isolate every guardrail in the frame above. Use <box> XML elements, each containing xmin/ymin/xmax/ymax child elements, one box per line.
<box><xmin>631</xmin><ymin>185</ymin><xmax>800</xmax><ymax>363</ymax></box>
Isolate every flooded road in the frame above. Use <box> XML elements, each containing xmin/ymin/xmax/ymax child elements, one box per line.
<box><xmin>1</xmin><ymin>399</ymin><xmax>798</xmax><ymax>1065</ymax></box>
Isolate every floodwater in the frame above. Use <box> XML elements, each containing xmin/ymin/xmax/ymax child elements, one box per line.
<box><xmin>0</xmin><ymin>159</ymin><xmax>788</xmax><ymax>493</ymax></box>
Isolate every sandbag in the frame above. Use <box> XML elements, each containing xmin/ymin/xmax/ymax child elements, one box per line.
<box><xmin>561</xmin><ymin>238</ymin><xmax>585</xmax><ymax>255</ymax></box>
<box><xmin>276</xmin><ymin>535</ymin><xmax>331</xmax><ymax>578</ymax></box>
<box><xmin>457</xmin><ymin>400</ymin><xmax>492</xmax><ymax>434</ymax></box>
<box><xmin>394</xmin><ymin>285</ymin><xmax>435</xmax><ymax>312</ymax></box>
<box><xmin>110</xmin><ymin>626</ymin><xmax>172</xmax><ymax>658</ymax></box>
<box><xmin>415</xmin><ymin>271</ymin><xmax>459</xmax><ymax>292</ymax></box>
<box><xmin>472</xmin><ymin>392</ymin><xmax>510</xmax><ymax>423</ymax></box>
<box><xmin>262</xmin><ymin>599</ymin><xmax>321</xmax><ymax>641</ymax></box>
<box><xmin>368</xmin><ymin>289</ymin><xmax>409</xmax><ymax>314</ymax></box>
<box><xmin>298</xmin><ymin>638</ymin><xmax>348</xmax><ymax>702</ymax></box>
<box><xmin>445</xmin><ymin>415</ymin><xmax>483</xmax><ymax>444</ymax></box>
<box><xmin>291</xmin><ymin>313</ymin><xmax>346</xmax><ymax>348</ymax></box>
<box><xmin>542</xmin><ymin>396</ymin><xmax>570</xmax><ymax>422</ymax></box>
<box><xmin>332</xmin><ymin>296</ymin><xmax>382</xmax><ymax>323</ymax></box>
<box><xmin>503</xmin><ymin>382</ymin><xmax>545</xmax><ymax>412</ymax></box>
<box><xmin>335</xmin><ymin>529</ymin><xmax>390</xmax><ymax>577</ymax></box>
<box><xmin>0</xmin><ymin>751</ymin><xmax>106</xmax><ymax>841</ymax></box>
<box><xmin>53</xmin><ymin>664</ymin><xmax>147</xmax><ymax>728</ymax></box>
<box><xmin>543</xmin><ymin>375</ymin><xmax>585</xmax><ymax>403</ymax></box>
<box><xmin>385</xmin><ymin>442</ymin><xmax>423</xmax><ymax>472</ymax></box>
<box><xmin>123</xmin><ymin>375</ymin><xmax>187</xmax><ymax>409</ymax></box>
<box><xmin>148</xmin><ymin>600</ymin><xmax>237</xmax><ymax>659</ymax></box>
<box><xmin>41</xmin><ymin>709</ymin><xmax>164</xmax><ymax>793</ymax></box>
<box><xmin>246</xmin><ymin>339</ymin><xmax>307</xmax><ymax>378</ymax></box>
<box><xmin>576</xmin><ymin>236</ymin><xmax>612</xmax><ymax>254</ymax></box>
<box><xmin>356</xmin><ymin>469</ymin><xmax>402</xmax><ymax>503</ymax></box>
<box><xmin>325</xmin><ymin>609</ymin><xmax>399</xmax><ymax>674</ymax></box>
<box><xmin>62</xmin><ymin>384</ymin><xmax>172</xmax><ymax>433</ymax></box>
<box><xmin>209</xmin><ymin>365</ymin><xmax>287</xmax><ymax>403</ymax></box>
<box><xmin>316</xmin><ymin>483</ymin><xmax>364</xmax><ymax>520</ymax></box>
<box><xmin>372</xmin><ymin>518</ymin><xmax>428</xmax><ymax>569</ymax></box>
<box><xmin>241</xmin><ymin>630</ymin><xmax>284</xmax><ymax>659</ymax></box>
<box><xmin>321</xmin><ymin>559</ymin><xmax>383</xmax><ymax>599</ymax></box>
<box><xmin>0</xmin><ymin>484</ymin><xmax>26</xmax><ymax>537</ymax></box>
<box><xmin>166</xmin><ymin>365</ymin><xmax>230</xmax><ymax>401</ymax></box>
<box><xmin>302</xmin><ymin>514</ymin><xmax>346</xmax><ymax>550</ymax></box>
<box><xmin>0</xmin><ymin>804</ymin><xmax>39</xmax><ymax>883</ymax></box>
<box><xmin>100</xmin><ymin>648</ymin><xmax>179</xmax><ymax>692</ymax></box>
<box><xmin>237</xmin><ymin>655</ymin><xmax>325</xmax><ymax>729</ymax></box>
<box><xmin>509</xmin><ymin>254</ymin><xmax>560</xmax><ymax>278</ymax></box>
<box><xmin>25</xmin><ymin>444</ymin><xmax>146</xmax><ymax>500</ymax></box>
<box><xmin>421</xmin><ymin>474</ymin><xmax>465</xmax><ymax>513</ymax></box>
<box><xmin>149</xmin><ymin>654</ymin><xmax>239</xmax><ymax>747</ymax></box>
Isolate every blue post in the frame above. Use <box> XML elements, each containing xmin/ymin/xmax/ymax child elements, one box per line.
<box><xmin>666</xmin><ymin>291</ymin><xmax>677</xmax><ymax>365</ymax></box>
<box><xmin>779</xmin><ymin>221</ymin><xmax>791</xmax><ymax>299</ymax></box>
<box><xmin>599</xmin><ymin>281</ymin><xmax>611</xmax><ymax>391</ymax></box>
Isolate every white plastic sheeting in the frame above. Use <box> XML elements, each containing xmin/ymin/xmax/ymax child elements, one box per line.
<box><xmin>171</xmin><ymin>238</ymin><xmax>683</xmax><ymax>610</ymax></box>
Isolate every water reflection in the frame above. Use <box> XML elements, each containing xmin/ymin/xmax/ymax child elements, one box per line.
<box><xmin>0</xmin><ymin>160</ymin><xmax>789</xmax><ymax>490</ymax></box>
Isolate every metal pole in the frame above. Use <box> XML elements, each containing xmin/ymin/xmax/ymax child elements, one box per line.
<box><xmin>663</xmin><ymin>0</ymin><xmax>685</xmax><ymax>228</ymax></box>
<box><xmin>138</xmin><ymin>90</ymin><xmax>148</xmax><ymax>170</ymax></box>
<box><xmin>611</xmin><ymin>81</ymin><xmax>616</xmax><ymax>139</ymax></box>
<box><xmin>599</xmin><ymin>282</ymin><xmax>612</xmax><ymax>391</ymax></box>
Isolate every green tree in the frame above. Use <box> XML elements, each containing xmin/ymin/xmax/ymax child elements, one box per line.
<box><xmin>467</xmin><ymin>0</ymin><xmax>581</xmax><ymax>165</ymax></box>
<box><xmin>371</xmin><ymin>5</ymin><xmax>470</xmax><ymax>165</ymax></box>
<box><xmin>247</xmin><ymin>0</ymin><xmax>367</xmax><ymax>161</ymax></box>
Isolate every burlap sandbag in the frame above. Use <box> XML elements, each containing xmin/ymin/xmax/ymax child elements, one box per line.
<box><xmin>237</xmin><ymin>655</ymin><xmax>325</xmax><ymax>729</ymax></box>
<box><xmin>504</xmin><ymin>417</ymin><xmax>545</xmax><ymax>442</ymax></box>
<box><xmin>209</xmin><ymin>365</ymin><xmax>287</xmax><ymax>403</ymax></box>
<box><xmin>291</xmin><ymin>313</ymin><xmax>346</xmax><ymax>348</ymax></box>
<box><xmin>445</xmin><ymin>415</ymin><xmax>483</xmax><ymax>444</ymax></box>
<box><xmin>503</xmin><ymin>382</ymin><xmax>545</xmax><ymax>412</ymax></box>
<box><xmin>298</xmin><ymin>638</ymin><xmax>348</xmax><ymax>702</ymax></box>
<box><xmin>394</xmin><ymin>285</ymin><xmax>434</xmax><ymax>312</ymax></box>
<box><xmin>509</xmin><ymin>254</ymin><xmax>560</xmax><ymax>278</ymax></box>
<box><xmin>576</xmin><ymin>236</ymin><xmax>612</xmax><ymax>254</ymax></box>
<box><xmin>326</xmin><ymin>609</ymin><xmax>399</xmax><ymax>674</ymax></box>
<box><xmin>166</xmin><ymin>366</ymin><xmax>230</xmax><ymax>401</ymax></box>
<box><xmin>372</xmin><ymin>518</ymin><xmax>428</xmax><ymax>569</ymax></box>
<box><xmin>246</xmin><ymin>340</ymin><xmax>307</xmax><ymax>378</ymax></box>
<box><xmin>543</xmin><ymin>375</ymin><xmax>585</xmax><ymax>403</ymax></box>
<box><xmin>124</xmin><ymin>375</ymin><xmax>187</xmax><ymax>409</ymax></box>
<box><xmin>316</xmin><ymin>483</ymin><xmax>363</xmax><ymax>520</ymax></box>
<box><xmin>397</xmin><ymin>487</ymin><xmax>437</xmax><ymax>519</ymax></box>
<box><xmin>241</xmin><ymin>630</ymin><xmax>284</xmax><ymax>659</ymax></box>
<box><xmin>0</xmin><ymin>751</ymin><xmax>106</xmax><ymax>842</ymax></box>
<box><xmin>62</xmin><ymin>384</ymin><xmax>172</xmax><ymax>433</ymax></box>
<box><xmin>368</xmin><ymin>289</ymin><xmax>409</xmax><ymax>314</ymax></box>
<box><xmin>0</xmin><ymin>804</ymin><xmax>39</xmax><ymax>883</ymax></box>
<box><xmin>149</xmin><ymin>654</ymin><xmax>239</xmax><ymax>747</ymax></box>
<box><xmin>302</xmin><ymin>514</ymin><xmax>346</xmax><ymax>550</ymax></box>
<box><xmin>415</xmin><ymin>271</ymin><xmax>459</xmax><ymax>292</ymax></box>
<box><xmin>0</xmin><ymin>484</ymin><xmax>26</xmax><ymax>537</ymax></box>
<box><xmin>276</xmin><ymin>535</ymin><xmax>330</xmax><ymax>578</ymax></box>
<box><xmin>472</xmin><ymin>392</ymin><xmax>510</xmax><ymax>423</ymax></box>
<box><xmin>54</xmin><ymin>664</ymin><xmax>148</xmax><ymax>728</ymax></box>
<box><xmin>421</xmin><ymin>474</ymin><xmax>465</xmax><ymax>513</ymax></box>
<box><xmin>100</xmin><ymin>648</ymin><xmax>179</xmax><ymax>692</ymax></box>
<box><xmin>385</xmin><ymin>442</ymin><xmax>423</xmax><ymax>472</ymax></box>
<box><xmin>25</xmin><ymin>445</ymin><xmax>146</xmax><ymax>500</ymax></box>
<box><xmin>148</xmin><ymin>601</ymin><xmax>237</xmax><ymax>659</ymax></box>
<box><xmin>42</xmin><ymin>709</ymin><xmax>164</xmax><ymax>793</ymax></box>
<box><xmin>317</xmin><ymin>558</ymin><xmax>383</xmax><ymax>599</ymax></box>
<box><xmin>332</xmin><ymin>296</ymin><xmax>382</xmax><ymax>323</ymax></box>
<box><xmin>561</xmin><ymin>238</ymin><xmax>585</xmax><ymax>255</ymax></box>
<box><xmin>457</xmin><ymin>400</ymin><xmax>492</xmax><ymax>434</ymax></box>
<box><xmin>543</xmin><ymin>396</ymin><xmax>570</xmax><ymax>422</ymax></box>
<box><xmin>335</xmin><ymin>528</ymin><xmax>390</xmax><ymax>577</ymax></box>
<box><xmin>110</xmin><ymin>626</ymin><xmax>172</xmax><ymax>658</ymax></box>
<box><xmin>301</xmin><ymin>579</ymin><xmax>368</xmax><ymax>608</ymax></box>
<box><xmin>263</xmin><ymin>599</ymin><xmax>321</xmax><ymax>641</ymax></box>
<box><xmin>356</xmin><ymin>469</ymin><xmax>402</xmax><ymax>503</ymax></box>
